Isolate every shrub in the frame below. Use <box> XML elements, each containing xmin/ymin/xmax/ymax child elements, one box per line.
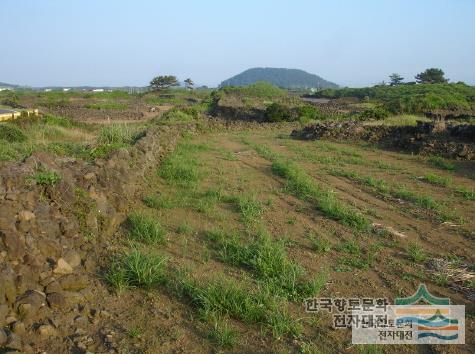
<box><xmin>315</xmin><ymin>83</ymin><xmax>475</xmax><ymax>114</ymax></box>
<box><xmin>160</xmin><ymin>108</ymin><xmax>194</xmax><ymax>123</ymax></box>
<box><xmin>265</xmin><ymin>103</ymin><xmax>294</xmax><ymax>122</ymax></box>
<box><xmin>0</xmin><ymin>124</ymin><xmax>27</xmax><ymax>142</ymax></box>
<box><xmin>297</xmin><ymin>105</ymin><xmax>321</xmax><ymax>121</ymax></box>
<box><xmin>358</xmin><ymin>107</ymin><xmax>390</xmax><ymax>120</ymax></box>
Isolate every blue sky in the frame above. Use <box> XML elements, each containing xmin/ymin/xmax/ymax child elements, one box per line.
<box><xmin>1</xmin><ymin>0</ymin><xmax>474</xmax><ymax>87</ymax></box>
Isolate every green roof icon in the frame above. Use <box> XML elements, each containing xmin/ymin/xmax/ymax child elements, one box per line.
<box><xmin>396</xmin><ymin>284</ymin><xmax>450</xmax><ymax>305</ymax></box>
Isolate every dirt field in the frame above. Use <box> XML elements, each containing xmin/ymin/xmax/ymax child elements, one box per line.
<box><xmin>94</xmin><ymin>128</ymin><xmax>474</xmax><ymax>353</ymax></box>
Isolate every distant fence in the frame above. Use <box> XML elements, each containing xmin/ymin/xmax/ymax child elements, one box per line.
<box><xmin>0</xmin><ymin>109</ymin><xmax>39</xmax><ymax>122</ymax></box>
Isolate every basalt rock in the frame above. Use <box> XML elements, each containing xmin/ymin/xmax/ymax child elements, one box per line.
<box><xmin>291</xmin><ymin>121</ymin><xmax>475</xmax><ymax>160</ymax></box>
<box><xmin>0</xmin><ymin>122</ymin><xmax>191</xmax><ymax>351</ymax></box>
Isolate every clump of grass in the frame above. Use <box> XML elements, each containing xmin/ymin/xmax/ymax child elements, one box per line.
<box><xmin>106</xmin><ymin>249</ymin><xmax>167</xmax><ymax>290</ymax></box>
<box><xmin>428</xmin><ymin>156</ymin><xmax>455</xmax><ymax>171</ymax></box>
<box><xmin>219</xmin><ymin>148</ymin><xmax>238</xmax><ymax>161</ymax></box>
<box><xmin>423</xmin><ymin>173</ymin><xmax>451</xmax><ymax>187</ymax></box>
<box><xmin>394</xmin><ymin>187</ymin><xmax>439</xmax><ymax>210</ymax></box>
<box><xmin>407</xmin><ymin>243</ymin><xmax>427</xmax><ymax>263</ymax></box>
<box><xmin>433</xmin><ymin>274</ymin><xmax>449</xmax><ymax>287</ymax></box>
<box><xmin>158</xmin><ymin>142</ymin><xmax>203</xmax><ymax>187</ymax></box>
<box><xmin>227</xmin><ymin>195</ymin><xmax>264</xmax><ymax>225</ymax></box>
<box><xmin>207</xmin><ymin>319</ymin><xmax>238</xmax><ymax>348</ymax></box>
<box><xmin>127</xmin><ymin>213</ymin><xmax>166</xmax><ymax>245</ymax></box>
<box><xmin>206</xmin><ymin>229</ymin><xmax>323</xmax><ymax>300</ymax></box>
<box><xmin>127</xmin><ymin>327</ymin><xmax>142</xmax><ymax>339</ymax></box>
<box><xmin>330</xmin><ymin>169</ymin><xmax>451</xmax><ymax>219</ymax></box>
<box><xmin>270</xmin><ymin>158</ymin><xmax>369</xmax><ymax>230</ymax></box>
<box><xmin>143</xmin><ymin>194</ymin><xmax>177</xmax><ymax>209</ymax></box>
<box><xmin>309</xmin><ymin>233</ymin><xmax>331</xmax><ymax>253</ymax></box>
<box><xmin>337</xmin><ymin>240</ymin><xmax>375</xmax><ymax>270</ymax></box>
<box><xmin>98</xmin><ymin>123</ymin><xmax>137</xmax><ymax>145</ymax></box>
<box><xmin>456</xmin><ymin>187</ymin><xmax>475</xmax><ymax>201</ymax></box>
<box><xmin>30</xmin><ymin>170</ymin><xmax>61</xmax><ymax>186</ymax></box>
<box><xmin>172</xmin><ymin>272</ymin><xmax>302</xmax><ymax>338</ymax></box>
<box><xmin>177</xmin><ymin>223</ymin><xmax>192</xmax><ymax>234</ymax></box>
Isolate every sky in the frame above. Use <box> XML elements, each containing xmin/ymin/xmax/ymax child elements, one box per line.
<box><xmin>1</xmin><ymin>0</ymin><xmax>474</xmax><ymax>88</ymax></box>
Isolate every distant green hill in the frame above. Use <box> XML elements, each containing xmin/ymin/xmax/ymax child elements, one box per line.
<box><xmin>0</xmin><ymin>82</ymin><xmax>19</xmax><ymax>89</ymax></box>
<box><xmin>220</xmin><ymin>68</ymin><xmax>338</xmax><ymax>89</ymax></box>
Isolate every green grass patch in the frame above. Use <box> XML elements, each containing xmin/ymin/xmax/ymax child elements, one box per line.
<box><xmin>227</xmin><ymin>195</ymin><xmax>264</xmax><ymax>225</ymax></box>
<box><xmin>143</xmin><ymin>194</ymin><xmax>177</xmax><ymax>209</ymax></box>
<box><xmin>207</xmin><ymin>319</ymin><xmax>238</xmax><ymax>348</ymax></box>
<box><xmin>127</xmin><ymin>213</ymin><xmax>166</xmax><ymax>245</ymax></box>
<box><xmin>456</xmin><ymin>187</ymin><xmax>475</xmax><ymax>201</ymax></box>
<box><xmin>98</xmin><ymin>123</ymin><xmax>144</xmax><ymax>145</ymax></box>
<box><xmin>242</xmin><ymin>140</ymin><xmax>369</xmax><ymax>230</ymax></box>
<box><xmin>29</xmin><ymin>170</ymin><xmax>61</xmax><ymax>186</ymax></box>
<box><xmin>106</xmin><ymin>249</ymin><xmax>166</xmax><ymax>291</ymax></box>
<box><xmin>423</xmin><ymin>173</ymin><xmax>451</xmax><ymax>187</ymax></box>
<box><xmin>171</xmin><ymin>271</ymin><xmax>302</xmax><ymax>338</ymax></box>
<box><xmin>394</xmin><ymin>187</ymin><xmax>439</xmax><ymax>210</ymax></box>
<box><xmin>330</xmin><ymin>168</ymin><xmax>454</xmax><ymax>219</ymax></box>
<box><xmin>407</xmin><ymin>243</ymin><xmax>427</xmax><ymax>263</ymax></box>
<box><xmin>336</xmin><ymin>240</ymin><xmax>375</xmax><ymax>270</ymax></box>
<box><xmin>206</xmin><ymin>229</ymin><xmax>325</xmax><ymax>300</ymax></box>
<box><xmin>271</xmin><ymin>159</ymin><xmax>369</xmax><ymax>230</ymax></box>
<box><xmin>428</xmin><ymin>156</ymin><xmax>455</xmax><ymax>171</ymax></box>
<box><xmin>308</xmin><ymin>232</ymin><xmax>331</xmax><ymax>253</ymax></box>
<box><xmin>158</xmin><ymin>141</ymin><xmax>206</xmax><ymax>187</ymax></box>
<box><xmin>106</xmin><ymin>249</ymin><xmax>167</xmax><ymax>291</ymax></box>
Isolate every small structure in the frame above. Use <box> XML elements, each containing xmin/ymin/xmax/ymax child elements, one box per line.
<box><xmin>0</xmin><ymin>109</ymin><xmax>39</xmax><ymax>122</ymax></box>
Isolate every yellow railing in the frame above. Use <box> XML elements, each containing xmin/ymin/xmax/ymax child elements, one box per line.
<box><xmin>0</xmin><ymin>109</ymin><xmax>39</xmax><ymax>122</ymax></box>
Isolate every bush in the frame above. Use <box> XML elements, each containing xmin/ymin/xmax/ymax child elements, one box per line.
<box><xmin>358</xmin><ymin>107</ymin><xmax>390</xmax><ymax>120</ymax></box>
<box><xmin>297</xmin><ymin>105</ymin><xmax>321</xmax><ymax>121</ymax></box>
<box><xmin>160</xmin><ymin>108</ymin><xmax>195</xmax><ymax>123</ymax></box>
<box><xmin>265</xmin><ymin>103</ymin><xmax>294</xmax><ymax>122</ymax></box>
<box><xmin>315</xmin><ymin>83</ymin><xmax>475</xmax><ymax>114</ymax></box>
<box><xmin>0</xmin><ymin>124</ymin><xmax>27</xmax><ymax>142</ymax></box>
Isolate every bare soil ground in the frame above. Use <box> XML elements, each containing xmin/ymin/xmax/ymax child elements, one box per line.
<box><xmin>93</xmin><ymin>128</ymin><xmax>474</xmax><ymax>353</ymax></box>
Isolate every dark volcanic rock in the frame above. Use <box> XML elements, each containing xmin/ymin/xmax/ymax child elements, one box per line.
<box><xmin>291</xmin><ymin>121</ymin><xmax>475</xmax><ymax>160</ymax></box>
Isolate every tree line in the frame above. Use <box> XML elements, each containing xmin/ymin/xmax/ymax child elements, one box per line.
<box><xmin>388</xmin><ymin>68</ymin><xmax>449</xmax><ymax>86</ymax></box>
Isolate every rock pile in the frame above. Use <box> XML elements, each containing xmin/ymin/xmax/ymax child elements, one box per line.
<box><xmin>0</xmin><ymin>123</ymin><xmax>193</xmax><ymax>352</ymax></box>
<box><xmin>291</xmin><ymin>121</ymin><xmax>475</xmax><ymax>160</ymax></box>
